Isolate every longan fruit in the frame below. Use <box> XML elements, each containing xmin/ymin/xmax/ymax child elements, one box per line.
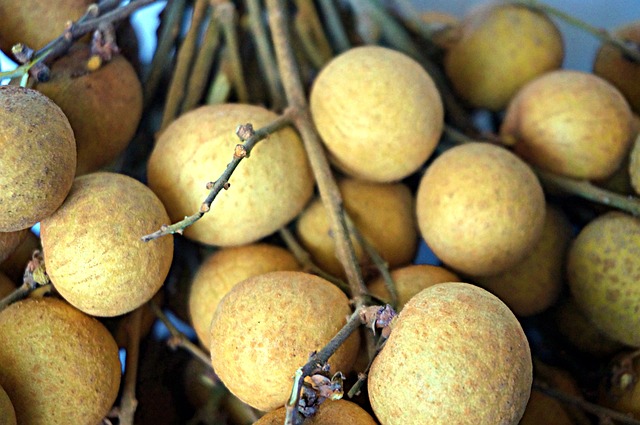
<box><xmin>0</xmin><ymin>228</ymin><xmax>28</xmax><ymax>264</ymax></box>
<box><xmin>0</xmin><ymin>383</ymin><xmax>16</xmax><ymax>425</ymax></box>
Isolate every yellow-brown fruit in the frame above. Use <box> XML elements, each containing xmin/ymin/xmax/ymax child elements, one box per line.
<box><xmin>36</xmin><ymin>46</ymin><xmax>143</xmax><ymax>175</ymax></box>
<box><xmin>629</xmin><ymin>134</ymin><xmax>640</xmax><ymax>195</ymax></box>
<box><xmin>209</xmin><ymin>271</ymin><xmax>359</xmax><ymax>412</ymax></box>
<box><xmin>594</xmin><ymin>21</ymin><xmax>640</xmax><ymax>113</ymax></box>
<box><xmin>296</xmin><ymin>178</ymin><xmax>417</xmax><ymax>278</ymax></box>
<box><xmin>0</xmin><ymin>271</ymin><xmax>16</xmax><ymax>299</ymax></box>
<box><xmin>254</xmin><ymin>399</ymin><xmax>377</xmax><ymax>424</ymax></box>
<box><xmin>0</xmin><ymin>383</ymin><xmax>16</xmax><ymax>425</ymax></box>
<box><xmin>519</xmin><ymin>390</ymin><xmax>574</xmax><ymax>425</ymax></box>
<box><xmin>472</xmin><ymin>205</ymin><xmax>572</xmax><ymax>316</ymax></box>
<box><xmin>147</xmin><ymin>104</ymin><xmax>314</xmax><ymax>246</ymax></box>
<box><xmin>601</xmin><ymin>353</ymin><xmax>640</xmax><ymax>417</ymax></box>
<box><xmin>0</xmin><ymin>231</ymin><xmax>40</xmax><ymax>282</ymax></box>
<box><xmin>0</xmin><ymin>228</ymin><xmax>28</xmax><ymax>263</ymax></box>
<box><xmin>416</xmin><ymin>142</ymin><xmax>545</xmax><ymax>276</ymax></box>
<box><xmin>0</xmin><ymin>86</ymin><xmax>76</xmax><ymax>232</ymax></box>
<box><xmin>501</xmin><ymin>70</ymin><xmax>633</xmax><ymax>180</ymax></box>
<box><xmin>310</xmin><ymin>46</ymin><xmax>443</xmax><ymax>182</ymax></box>
<box><xmin>368</xmin><ymin>282</ymin><xmax>532</xmax><ymax>425</ymax></box>
<box><xmin>188</xmin><ymin>243</ymin><xmax>300</xmax><ymax>348</ymax></box>
<box><xmin>367</xmin><ymin>264</ymin><xmax>460</xmax><ymax>311</ymax></box>
<box><xmin>40</xmin><ymin>172</ymin><xmax>173</xmax><ymax>317</ymax></box>
<box><xmin>444</xmin><ymin>3</ymin><xmax>563</xmax><ymax>111</ymax></box>
<box><xmin>567</xmin><ymin>212</ymin><xmax>640</xmax><ymax>346</ymax></box>
<box><xmin>0</xmin><ymin>297</ymin><xmax>121</xmax><ymax>424</ymax></box>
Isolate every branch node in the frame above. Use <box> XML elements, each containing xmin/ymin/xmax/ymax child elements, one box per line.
<box><xmin>236</xmin><ymin>123</ymin><xmax>255</xmax><ymax>141</ymax></box>
<box><xmin>233</xmin><ymin>143</ymin><xmax>247</xmax><ymax>159</ymax></box>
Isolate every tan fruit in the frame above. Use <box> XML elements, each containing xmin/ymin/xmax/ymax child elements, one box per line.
<box><xmin>416</xmin><ymin>142</ymin><xmax>545</xmax><ymax>276</ymax></box>
<box><xmin>519</xmin><ymin>390</ymin><xmax>574</xmax><ymax>425</ymax></box>
<box><xmin>0</xmin><ymin>231</ymin><xmax>40</xmax><ymax>282</ymax></box>
<box><xmin>0</xmin><ymin>297</ymin><xmax>121</xmax><ymax>424</ymax></box>
<box><xmin>209</xmin><ymin>271</ymin><xmax>359</xmax><ymax>412</ymax></box>
<box><xmin>188</xmin><ymin>243</ymin><xmax>300</xmax><ymax>348</ymax></box>
<box><xmin>40</xmin><ymin>172</ymin><xmax>173</xmax><ymax>317</ymax></box>
<box><xmin>296</xmin><ymin>178</ymin><xmax>417</xmax><ymax>278</ymax></box>
<box><xmin>147</xmin><ymin>103</ymin><xmax>314</xmax><ymax>246</ymax></box>
<box><xmin>501</xmin><ymin>70</ymin><xmax>633</xmax><ymax>180</ymax></box>
<box><xmin>472</xmin><ymin>205</ymin><xmax>572</xmax><ymax>316</ymax></box>
<box><xmin>0</xmin><ymin>228</ymin><xmax>28</xmax><ymax>263</ymax></box>
<box><xmin>254</xmin><ymin>399</ymin><xmax>377</xmax><ymax>424</ymax></box>
<box><xmin>629</xmin><ymin>133</ymin><xmax>640</xmax><ymax>194</ymax></box>
<box><xmin>310</xmin><ymin>45</ymin><xmax>443</xmax><ymax>182</ymax></box>
<box><xmin>367</xmin><ymin>264</ymin><xmax>460</xmax><ymax>310</ymax></box>
<box><xmin>567</xmin><ymin>211</ymin><xmax>640</xmax><ymax>346</ymax></box>
<box><xmin>0</xmin><ymin>383</ymin><xmax>16</xmax><ymax>425</ymax></box>
<box><xmin>368</xmin><ymin>282</ymin><xmax>532</xmax><ymax>425</ymax></box>
<box><xmin>36</xmin><ymin>46</ymin><xmax>143</xmax><ymax>175</ymax></box>
<box><xmin>444</xmin><ymin>3</ymin><xmax>563</xmax><ymax>111</ymax></box>
<box><xmin>0</xmin><ymin>86</ymin><xmax>76</xmax><ymax>232</ymax></box>
<box><xmin>0</xmin><ymin>271</ymin><xmax>16</xmax><ymax>299</ymax></box>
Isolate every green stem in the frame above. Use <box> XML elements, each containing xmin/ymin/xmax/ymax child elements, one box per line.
<box><xmin>217</xmin><ymin>2</ymin><xmax>249</xmax><ymax>103</ymax></box>
<box><xmin>317</xmin><ymin>0</ymin><xmax>351</xmax><ymax>52</ymax></box>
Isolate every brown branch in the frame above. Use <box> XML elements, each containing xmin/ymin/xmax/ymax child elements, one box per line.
<box><xmin>117</xmin><ymin>307</ymin><xmax>143</xmax><ymax>425</ymax></box>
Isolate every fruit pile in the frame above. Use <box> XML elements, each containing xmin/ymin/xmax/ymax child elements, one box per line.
<box><xmin>1</xmin><ymin>1</ymin><xmax>640</xmax><ymax>424</ymax></box>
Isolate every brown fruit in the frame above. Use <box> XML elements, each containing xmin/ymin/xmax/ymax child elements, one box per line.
<box><xmin>629</xmin><ymin>133</ymin><xmax>640</xmax><ymax>194</ymax></box>
<box><xmin>501</xmin><ymin>70</ymin><xmax>633</xmax><ymax>180</ymax></box>
<box><xmin>36</xmin><ymin>46</ymin><xmax>143</xmax><ymax>175</ymax></box>
<box><xmin>188</xmin><ymin>243</ymin><xmax>300</xmax><ymax>348</ymax></box>
<box><xmin>0</xmin><ymin>297</ymin><xmax>121</xmax><ymax>424</ymax></box>
<box><xmin>209</xmin><ymin>271</ymin><xmax>359</xmax><ymax>412</ymax></box>
<box><xmin>0</xmin><ymin>271</ymin><xmax>16</xmax><ymax>299</ymax></box>
<box><xmin>368</xmin><ymin>282</ymin><xmax>532</xmax><ymax>425</ymax></box>
<box><xmin>416</xmin><ymin>142</ymin><xmax>546</xmax><ymax>276</ymax></box>
<box><xmin>0</xmin><ymin>383</ymin><xmax>16</xmax><ymax>425</ymax></box>
<box><xmin>147</xmin><ymin>103</ymin><xmax>314</xmax><ymax>246</ymax></box>
<box><xmin>0</xmin><ymin>231</ymin><xmax>40</xmax><ymax>282</ymax></box>
<box><xmin>40</xmin><ymin>172</ymin><xmax>174</xmax><ymax>317</ymax></box>
<box><xmin>444</xmin><ymin>3</ymin><xmax>563</xmax><ymax>111</ymax></box>
<box><xmin>0</xmin><ymin>86</ymin><xmax>76</xmax><ymax>232</ymax></box>
<box><xmin>254</xmin><ymin>399</ymin><xmax>377</xmax><ymax>424</ymax></box>
<box><xmin>519</xmin><ymin>390</ymin><xmax>574</xmax><ymax>425</ymax></box>
<box><xmin>310</xmin><ymin>45</ymin><xmax>443</xmax><ymax>182</ymax></box>
<box><xmin>0</xmin><ymin>228</ymin><xmax>28</xmax><ymax>264</ymax></box>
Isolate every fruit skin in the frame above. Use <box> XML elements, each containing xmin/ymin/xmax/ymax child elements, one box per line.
<box><xmin>147</xmin><ymin>103</ymin><xmax>314</xmax><ymax>246</ymax></box>
<box><xmin>629</xmin><ymin>133</ymin><xmax>640</xmax><ymax>195</ymax></box>
<box><xmin>188</xmin><ymin>243</ymin><xmax>300</xmax><ymax>348</ymax></box>
<box><xmin>0</xmin><ymin>297</ymin><xmax>121</xmax><ymax>424</ymax></box>
<box><xmin>0</xmin><ymin>228</ymin><xmax>28</xmax><ymax>263</ymax></box>
<box><xmin>501</xmin><ymin>70</ymin><xmax>633</xmax><ymax>180</ymax></box>
<box><xmin>567</xmin><ymin>211</ymin><xmax>640</xmax><ymax>346</ymax></box>
<box><xmin>0</xmin><ymin>271</ymin><xmax>16</xmax><ymax>299</ymax></box>
<box><xmin>368</xmin><ymin>282</ymin><xmax>532</xmax><ymax>425</ymax></box>
<box><xmin>40</xmin><ymin>172</ymin><xmax>174</xmax><ymax>317</ymax></box>
<box><xmin>310</xmin><ymin>45</ymin><xmax>443</xmax><ymax>182</ymax></box>
<box><xmin>416</xmin><ymin>142</ymin><xmax>546</xmax><ymax>276</ymax></box>
<box><xmin>519</xmin><ymin>390</ymin><xmax>574</xmax><ymax>425</ymax></box>
<box><xmin>0</xmin><ymin>383</ymin><xmax>16</xmax><ymax>425</ymax></box>
<box><xmin>444</xmin><ymin>3</ymin><xmax>563</xmax><ymax>111</ymax></box>
<box><xmin>0</xmin><ymin>231</ymin><xmax>40</xmax><ymax>282</ymax></box>
<box><xmin>209</xmin><ymin>271</ymin><xmax>360</xmax><ymax>412</ymax></box>
<box><xmin>254</xmin><ymin>399</ymin><xmax>377</xmax><ymax>424</ymax></box>
<box><xmin>0</xmin><ymin>86</ymin><xmax>76</xmax><ymax>232</ymax></box>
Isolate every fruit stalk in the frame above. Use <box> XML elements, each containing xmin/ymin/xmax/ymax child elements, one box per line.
<box><xmin>116</xmin><ymin>307</ymin><xmax>143</xmax><ymax>425</ymax></box>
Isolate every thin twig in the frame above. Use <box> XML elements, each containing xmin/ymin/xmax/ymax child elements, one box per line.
<box><xmin>317</xmin><ymin>0</ymin><xmax>351</xmax><ymax>52</ymax></box>
<box><xmin>294</xmin><ymin>0</ymin><xmax>334</xmax><ymax>68</ymax></box>
<box><xmin>117</xmin><ymin>307</ymin><xmax>143</xmax><ymax>425</ymax></box>
<box><xmin>217</xmin><ymin>2</ymin><xmax>249</xmax><ymax>103</ymax></box>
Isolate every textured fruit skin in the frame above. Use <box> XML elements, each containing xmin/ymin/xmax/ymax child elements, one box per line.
<box><xmin>188</xmin><ymin>243</ymin><xmax>300</xmax><ymax>348</ymax></box>
<box><xmin>444</xmin><ymin>3</ymin><xmax>563</xmax><ymax>111</ymax></box>
<box><xmin>0</xmin><ymin>298</ymin><xmax>121</xmax><ymax>424</ymax></box>
<box><xmin>209</xmin><ymin>271</ymin><xmax>359</xmax><ymax>412</ymax></box>
<box><xmin>368</xmin><ymin>282</ymin><xmax>532</xmax><ymax>425</ymax></box>
<box><xmin>0</xmin><ymin>228</ymin><xmax>28</xmax><ymax>263</ymax></box>
<box><xmin>148</xmin><ymin>103</ymin><xmax>314</xmax><ymax>246</ymax></box>
<box><xmin>40</xmin><ymin>172</ymin><xmax>174</xmax><ymax>317</ymax></box>
<box><xmin>567</xmin><ymin>211</ymin><xmax>640</xmax><ymax>346</ymax></box>
<box><xmin>296</xmin><ymin>178</ymin><xmax>417</xmax><ymax>277</ymax></box>
<box><xmin>36</xmin><ymin>46</ymin><xmax>143</xmax><ymax>175</ymax></box>
<box><xmin>0</xmin><ymin>86</ymin><xmax>76</xmax><ymax>232</ymax></box>
<box><xmin>254</xmin><ymin>399</ymin><xmax>377</xmax><ymax>424</ymax></box>
<box><xmin>501</xmin><ymin>70</ymin><xmax>633</xmax><ymax>180</ymax></box>
<box><xmin>310</xmin><ymin>46</ymin><xmax>443</xmax><ymax>182</ymax></box>
<box><xmin>416</xmin><ymin>142</ymin><xmax>546</xmax><ymax>276</ymax></box>
<box><xmin>0</xmin><ymin>383</ymin><xmax>16</xmax><ymax>425</ymax></box>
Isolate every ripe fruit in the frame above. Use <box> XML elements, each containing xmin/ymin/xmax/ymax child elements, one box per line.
<box><xmin>444</xmin><ymin>3</ymin><xmax>563</xmax><ymax>111</ymax></box>
<box><xmin>519</xmin><ymin>390</ymin><xmax>574</xmax><ymax>425</ymax></box>
<box><xmin>501</xmin><ymin>70</ymin><xmax>633</xmax><ymax>180</ymax></box>
<box><xmin>147</xmin><ymin>103</ymin><xmax>314</xmax><ymax>246</ymax></box>
<box><xmin>310</xmin><ymin>45</ymin><xmax>443</xmax><ymax>182</ymax></box>
<box><xmin>0</xmin><ymin>86</ymin><xmax>76</xmax><ymax>232</ymax></box>
<box><xmin>629</xmin><ymin>133</ymin><xmax>640</xmax><ymax>194</ymax></box>
<box><xmin>254</xmin><ymin>399</ymin><xmax>377</xmax><ymax>424</ymax></box>
<box><xmin>567</xmin><ymin>211</ymin><xmax>640</xmax><ymax>346</ymax></box>
<box><xmin>188</xmin><ymin>243</ymin><xmax>300</xmax><ymax>348</ymax></box>
<box><xmin>0</xmin><ymin>229</ymin><xmax>28</xmax><ymax>263</ymax></box>
<box><xmin>0</xmin><ymin>297</ymin><xmax>121</xmax><ymax>424</ymax></box>
<box><xmin>416</xmin><ymin>142</ymin><xmax>545</xmax><ymax>276</ymax></box>
<box><xmin>40</xmin><ymin>172</ymin><xmax>173</xmax><ymax>317</ymax></box>
<box><xmin>0</xmin><ymin>271</ymin><xmax>16</xmax><ymax>299</ymax></box>
<box><xmin>368</xmin><ymin>282</ymin><xmax>532</xmax><ymax>425</ymax></box>
<box><xmin>209</xmin><ymin>271</ymin><xmax>359</xmax><ymax>412</ymax></box>
<box><xmin>0</xmin><ymin>383</ymin><xmax>16</xmax><ymax>425</ymax></box>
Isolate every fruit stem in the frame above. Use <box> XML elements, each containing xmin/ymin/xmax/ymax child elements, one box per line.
<box><xmin>0</xmin><ymin>283</ymin><xmax>31</xmax><ymax>312</ymax></box>
<box><xmin>317</xmin><ymin>0</ymin><xmax>351</xmax><ymax>53</ymax></box>
<box><xmin>218</xmin><ymin>2</ymin><xmax>250</xmax><ymax>103</ymax></box>
<box><xmin>293</xmin><ymin>0</ymin><xmax>334</xmax><ymax>68</ymax></box>
<box><xmin>116</xmin><ymin>307</ymin><xmax>143</xmax><ymax>425</ymax></box>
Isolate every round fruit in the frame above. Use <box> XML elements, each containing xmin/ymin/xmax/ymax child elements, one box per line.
<box><xmin>310</xmin><ymin>45</ymin><xmax>443</xmax><ymax>182</ymax></box>
<box><xmin>0</xmin><ymin>86</ymin><xmax>76</xmax><ymax>232</ymax></box>
<box><xmin>254</xmin><ymin>399</ymin><xmax>377</xmax><ymax>424</ymax></box>
<box><xmin>444</xmin><ymin>3</ymin><xmax>563</xmax><ymax>111</ymax></box>
<box><xmin>0</xmin><ymin>297</ymin><xmax>121</xmax><ymax>424</ymax></box>
<box><xmin>0</xmin><ymin>229</ymin><xmax>28</xmax><ymax>263</ymax></box>
<box><xmin>567</xmin><ymin>211</ymin><xmax>640</xmax><ymax>346</ymax></box>
<box><xmin>629</xmin><ymin>133</ymin><xmax>640</xmax><ymax>194</ymax></box>
<box><xmin>209</xmin><ymin>271</ymin><xmax>359</xmax><ymax>412</ymax></box>
<box><xmin>147</xmin><ymin>103</ymin><xmax>314</xmax><ymax>246</ymax></box>
<box><xmin>296</xmin><ymin>178</ymin><xmax>417</xmax><ymax>278</ymax></box>
<box><xmin>0</xmin><ymin>383</ymin><xmax>16</xmax><ymax>425</ymax></box>
<box><xmin>416</xmin><ymin>142</ymin><xmax>545</xmax><ymax>276</ymax></box>
<box><xmin>188</xmin><ymin>243</ymin><xmax>300</xmax><ymax>348</ymax></box>
<box><xmin>519</xmin><ymin>390</ymin><xmax>574</xmax><ymax>425</ymax></box>
<box><xmin>0</xmin><ymin>271</ymin><xmax>16</xmax><ymax>299</ymax></box>
<box><xmin>501</xmin><ymin>70</ymin><xmax>633</xmax><ymax>180</ymax></box>
<box><xmin>40</xmin><ymin>172</ymin><xmax>174</xmax><ymax>317</ymax></box>
<box><xmin>368</xmin><ymin>282</ymin><xmax>532</xmax><ymax>425</ymax></box>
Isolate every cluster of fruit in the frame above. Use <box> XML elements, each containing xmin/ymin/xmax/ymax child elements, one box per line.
<box><xmin>1</xmin><ymin>0</ymin><xmax>640</xmax><ymax>424</ymax></box>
